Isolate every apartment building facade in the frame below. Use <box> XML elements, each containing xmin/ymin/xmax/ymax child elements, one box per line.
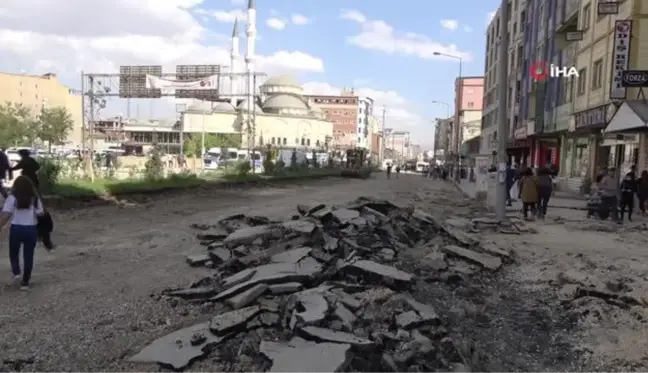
<box><xmin>0</xmin><ymin>72</ymin><xmax>83</xmax><ymax>145</ymax></box>
<box><xmin>481</xmin><ymin>0</ymin><xmax>527</xmax><ymax>159</ymax></box>
<box><xmin>455</xmin><ymin>77</ymin><xmax>484</xmax><ymax>161</ymax></box>
<box><xmin>356</xmin><ymin>96</ymin><xmax>374</xmax><ymax>149</ymax></box>
<box><xmin>305</xmin><ymin>92</ymin><xmax>358</xmax><ymax>149</ymax></box>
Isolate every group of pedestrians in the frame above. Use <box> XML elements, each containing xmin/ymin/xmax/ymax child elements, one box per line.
<box><xmin>385</xmin><ymin>163</ymin><xmax>401</xmax><ymax>179</ymax></box>
<box><xmin>0</xmin><ymin>149</ymin><xmax>54</xmax><ymax>291</ymax></box>
<box><xmin>506</xmin><ymin>164</ymin><xmax>556</xmax><ymax>220</ymax></box>
<box><xmin>593</xmin><ymin>165</ymin><xmax>648</xmax><ymax>223</ymax></box>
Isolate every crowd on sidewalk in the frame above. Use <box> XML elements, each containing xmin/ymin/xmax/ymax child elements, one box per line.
<box><xmin>502</xmin><ymin>163</ymin><xmax>648</xmax><ymax>223</ymax></box>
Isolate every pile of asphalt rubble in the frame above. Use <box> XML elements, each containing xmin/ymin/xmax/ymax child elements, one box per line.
<box><xmin>129</xmin><ymin>197</ymin><xmax>518</xmax><ymax>372</ymax></box>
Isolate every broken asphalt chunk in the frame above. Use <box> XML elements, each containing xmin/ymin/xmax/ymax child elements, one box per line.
<box><xmin>441</xmin><ymin>245</ymin><xmax>502</xmax><ymax>271</ymax></box>
<box><xmin>298</xmin><ymin>326</ymin><xmax>373</xmax><ymax>346</ymax></box>
<box><xmin>225</xmin><ymin>283</ymin><xmax>268</xmax><ymax>309</ymax></box>
<box><xmin>343</xmin><ymin>259</ymin><xmax>414</xmax><ymax>286</ymax></box>
<box><xmin>186</xmin><ymin>254</ymin><xmax>210</xmax><ymax>267</ymax></box>
<box><xmin>209</xmin><ymin>305</ymin><xmax>261</xmax><ymax>335</ymax></box>
<box><xmin>127</xmin><ymin>322</ymin><xmax>230</xmax><ymax>370</ymax></box>
<box><xmin>260</xmin><ymin>338</ymin><xmax>352</xmax><ymax>372</ymax></box>
<box><xmin>223</xmin><ymin>225</ymin><xmax>281</xmax><ymax>248</ymax></box>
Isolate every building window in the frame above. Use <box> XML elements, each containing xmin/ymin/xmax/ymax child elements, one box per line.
<box><xmin>295</xmin><ymin>138</ymin><xmax>299</xmax><ymax>145</ymax></box>
<box><xmin>271</xmin><ymin>137</ymin><xmax>275</xmax><ymax>144</ymax></box>
<box><xmin>592</xmin><ymin>59</ymin><xmax>603</xmax><ymax>89</ymax></box>
<box><xmin>307</xmin><ymin>139</ymin><xmax>311</xmax><ymax>146</ymax></box>
<box><xmin>283</xmin><ymin>138</ymin><xmax>287</xmax><ymax>145</ymax></box>
<box><xmin>581</xmin><ymin>3</ymin><xmax>591</xmax><ymax>30</ymax></box>
<box><xmin>577</xmin><ymin>68</ymin><xmax>587</xmax><ymax>95</ymax></box>
<box><xmin>316</xmin><ymin>140</ymin><xmax>320</xmax><ymax>147</ymax></box>
<box><xmin>467</xmin><ymin>102</ymin><xmax>474</xmax><ymax>108</ymax></box>
<box><xmin>562</xmin><ymin>76</ymin><xmax>574</xmax><ymax>104</ymax></box>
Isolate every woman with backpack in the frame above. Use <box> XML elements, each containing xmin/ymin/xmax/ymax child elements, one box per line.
<box><xmin>0</xmin><ymin>175</ymin><xmax>48</xmax><ymax>290</ymax></box>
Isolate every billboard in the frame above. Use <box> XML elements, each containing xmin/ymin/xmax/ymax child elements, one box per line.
<box><xmin>119</xmin><ymin>65</ymin><xmax>163</xmax><ymax>98</ymax></box>
<box><xmin>175</xmin><ymin>65</ymin><xmax>221</xmax><ymax>101</ymax></box>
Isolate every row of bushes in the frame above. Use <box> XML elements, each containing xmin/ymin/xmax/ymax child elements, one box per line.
<box><xmin>34</xmin><ymin>149</ymin><xmax>345</xmax><ymax>199</ymax></box>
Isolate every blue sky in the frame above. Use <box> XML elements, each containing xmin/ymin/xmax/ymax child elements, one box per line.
<box><xmin>200</xmin><ymin>0</ymin><xmax>500</xmax><ymax>147</ymax></box>
<box><xmin>0</xmin><ymin>0</ymin><xmax>499</xmax><ymax>149</ymax></box>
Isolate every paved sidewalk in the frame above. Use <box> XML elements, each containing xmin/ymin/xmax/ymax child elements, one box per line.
<box><xmin>455</xmin><ymin>179</ymin><xmax>587</xmax><ymax>210</ymax></box>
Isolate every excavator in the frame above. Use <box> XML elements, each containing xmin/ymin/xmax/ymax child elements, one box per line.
<box><xmin>341</xmin><ymin>148</ymin><xmax>371</xmax><ymax>178</ymax></box>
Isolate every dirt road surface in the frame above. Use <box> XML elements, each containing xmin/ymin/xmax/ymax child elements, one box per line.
<box><xmin>0</xmin><ymin>175</ymin><xmax>644</xmax><ymax>371</ymax></box>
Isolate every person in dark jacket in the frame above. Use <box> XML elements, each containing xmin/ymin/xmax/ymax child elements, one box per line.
<box><xmin>536</xmin><ymin>167</ymin><xmax>554</xmax><ymax>218</ymax></box>
<box><xmin>0</xmin><ymin>150</ymin><xmax>12</xmax><ymax>198</ymax></box>
<box><xmin>619</xmin><ymin>171</ymin><xmax>637</xmax><ymax>222</ymax></box>
<box><xmin>12</xmin><ymin>149</ymin><xmax>40</xmax><ymax>188</ymax></box>
<box><xmin>638</xmin><ymin>170</ymin><xmax>648</xmax><ymax>215</ymax></box>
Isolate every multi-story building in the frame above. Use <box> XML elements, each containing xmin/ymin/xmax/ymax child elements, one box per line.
<box><xmin>434</xmin><ymin>117</ymin><xmax>453</xmax><ymax>160</ymax></box>
<box><xmin>305</xmin><ymin>91</ymin><xmax>358</xmax><ymax>149</ymax></box>
<box><xmin>519</xmin><ymin>0</ymin><xmax>564</xmax><ymax>171</ymax></box>
<box><xmin>482</xmin><ymin>0</ymin><xmax>527</xmax><ymax>160</ymax></box>
<box><xmin>0</xmin><ymin>72</ymin><xmax>83</xmax><ymax>145</ymax></box>
<box><xmin>454</xmin><ymin>77</ymin><xmax>484</xmax><ymax>162</ymax></box>
<box><xmin>356</xmin><ymin>96</ymin><xmax>374</xmax><ymax>149</ymax></box>
<box><xmin>557</xmin><ymin>0</ymin><xmax>648</xmax><ymax>193</ymax></box>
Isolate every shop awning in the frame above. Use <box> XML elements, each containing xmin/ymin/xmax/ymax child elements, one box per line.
<box><xmin>604</xmin><ymin>100</ymin><xmax>648</xmax><ymax>134</ymax></box>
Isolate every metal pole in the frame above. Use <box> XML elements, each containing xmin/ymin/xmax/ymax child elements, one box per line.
<box><xmin>201</xmin><ymin>108</ymin><xmax>205</xmax><ymax>173</ymax></box>
<box><xmin>380</xmin><ymin>107</ymin><xmax>386</xmax><ymax>165</ymax></box>
<box><xmin>495</xmin><ymin>0</ymin><xmax>510</xmax><ymax>220</ymax></box>
<box><xmin>251</xmin><ymin>73</ymin><xmax>257</xmax><ymax>174</ymax></box>
<box><xmin>453</xmin><ymin>59</ymin><xmax>463</xmax><ymax>182</ymax></box>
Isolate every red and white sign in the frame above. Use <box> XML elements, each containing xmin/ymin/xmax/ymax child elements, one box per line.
<box><xmin>145</xmin><ymin>75</ymin><xmax>218</xmax><ymax>90</ymax></box>
<box><xmin>610</xmin><ymin>20</ymin><xmax>632</xmax><ymax>100</ymax></box>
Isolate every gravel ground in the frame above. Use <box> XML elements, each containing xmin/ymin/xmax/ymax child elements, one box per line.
<box><xmin>0</xmin><ymin>174</ymin><xmax>636</xmax><ymax>371</ymax></box>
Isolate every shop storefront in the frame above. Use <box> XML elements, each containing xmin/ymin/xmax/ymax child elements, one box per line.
<box><xmin>526</xmin><ymin>119</ymin><xmax>561</xmax><ymax>168</ymax></box>
<box><xmin>604</xmin><ymin>100</ymin><xmax>648</xmax><ymax>173</ymax></box>
<box><xmin>507</xmin><ymin>125</ymin><xmax>530</xmax><ymax>166</ymax></box>
<box><xmin>561</xmin><ymin>103</ymin><xmax>617</xmax><ymax>193</ymax></box>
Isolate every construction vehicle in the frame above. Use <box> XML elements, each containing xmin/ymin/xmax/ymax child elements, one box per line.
<box><xmin>342</xmin><ymin>148</ymin><xmax>371</xmax><ymax>178</ymax></box>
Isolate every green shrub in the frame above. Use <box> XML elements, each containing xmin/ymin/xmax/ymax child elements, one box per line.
<box><xmin>235</xmin><ymin>161</ymin><xmax>251</xmax><ymax>176</ymax></box>
<box><xmin>262</xmin><ymin>159</ymin><xmax>275</xmax><ymax>175</ymax></box>
<box><xmin>144</xmin><ymin>147</ymin><xmax>164</xmax><ymax>180</ymax></box>
<box><xmin>37</xmin><ymin>157</ymin><xmax>62</xmax><ymax>194</ymax></box>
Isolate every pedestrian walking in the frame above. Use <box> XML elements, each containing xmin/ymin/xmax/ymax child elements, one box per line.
<box><xmin>536</xmin><ymin>166</ymin><xmax>553</xmax><ymax>218</ymax></box>
<box><xmin>386</xmin><ymin>163</ymin><xmax>392</xmax><ymax>179</ymax></box>
<box><xmin>619</xmin><ymin>171</ymin><xmax>637</xmax><ymax>223</ymax></box>
<box><xmin>505</xmin><ymin>163</ymin><xmax>516</xmax><ymax>206</ymax></box>
<box><xmin>638</xmin><ymin>170</ymin><xmax>648</xmax><ymax>215</ymax></box>
<box><xmin>0</xmin><ymin>149</ymin><xmax>12</xmax><ymax>198</ymax></box>
<box><xmin>599</xmin><ymin>168</ymin><xmax>619</xmax><ymax>222</ymax></box>
<box><xmin>395</xmin><ymin>165</ymin><xmax>400</xmax><ymax>179</ymax></box>
<box><xmin>0</xmin><ymin>175</ymin><xmax>47</xmax><ymax>290</ymax></box>
<box><xmin>518</xmin><ymin>167</ymin><xmax>538</xmax><ymax>220</ymax></box>
<box><xmin>12</xmin><ymin>149</ymin><xmax>40</xmax><ymax>188</ymax></box>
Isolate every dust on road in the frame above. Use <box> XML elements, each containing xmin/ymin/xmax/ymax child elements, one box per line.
<box><xmin>0</xmin><ymin>175</ymin><xmax>643</xmax><ymax>371</ymax></box>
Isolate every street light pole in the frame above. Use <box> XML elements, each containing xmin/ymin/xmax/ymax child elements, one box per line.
<box><xmin>433</xmin><ymin>51</ymin><xmax>463</xmax><ymax>181</ymax></box>
<box><xmin>495</xmin><ymin>0</ymin><xmax>510</xmax><ymax>220</ymax></box>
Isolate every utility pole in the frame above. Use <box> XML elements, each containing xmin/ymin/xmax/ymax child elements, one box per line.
<box><xmin>495</xmin><ymin>0</ymin><xmax>510</xmax><ymax>221</ymax></box>
<box><xmin>379</xmin><ymin>106</ymin><xmax>386</xmax><ymax>165</ymax></box>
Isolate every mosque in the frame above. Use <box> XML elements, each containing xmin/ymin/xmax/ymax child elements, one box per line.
<box><xmin>93</xmin><ymin>0</ymin><xmax>334</xmax><ymax>154</ymax></box>
<box><xmin>181</xmin><ymin>0</ymin><xmax>334</xmax><ymax>150</ymax></box>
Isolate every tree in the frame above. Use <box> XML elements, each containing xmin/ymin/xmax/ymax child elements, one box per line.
<box><xmin>38</xmin><ymin>106</ymin><xmax>74</xmax><ymax>152</ymax></box>
<box><xmin>0</xmin><ymin>102</ymin><xmax>37</xmax><ymax>148</ymax></box>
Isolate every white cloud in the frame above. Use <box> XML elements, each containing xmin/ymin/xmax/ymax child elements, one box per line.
<box><xmin>440</xmin><ymin>19</ymin><xmax>458</xmax><ymax>31</ymax></box>
<box><xmin>208</xmin><ymin>9</ymin><xmax>247</xmax><ymax>23</ymax></box>
<box><xmin>266</xmin><ymin>18</ymin><xmax>286</xmax><ymax>30</ymax></box>
<box><xmin>463</xmin><ymin>26</ymin><xmax>473</xmax><ymax>32</ymax></box>
<box><xmin>291</xmin><ymin>14</ymin><xmax>310</xmax><ymax>25</ymax></box>
<box><xmin>340</xmin><ymin>9</ymin><xmax>471</xmax><ymax>61</ymax></box>
<box><xmin>302</xmin><ymin>81</ymin><xmax>428</xmax><ymax>143</ymax></box>
<box><xmin>0</xmin><ymin>0</ymin><xmax>325</xmax><ymax>118</ymax></box>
